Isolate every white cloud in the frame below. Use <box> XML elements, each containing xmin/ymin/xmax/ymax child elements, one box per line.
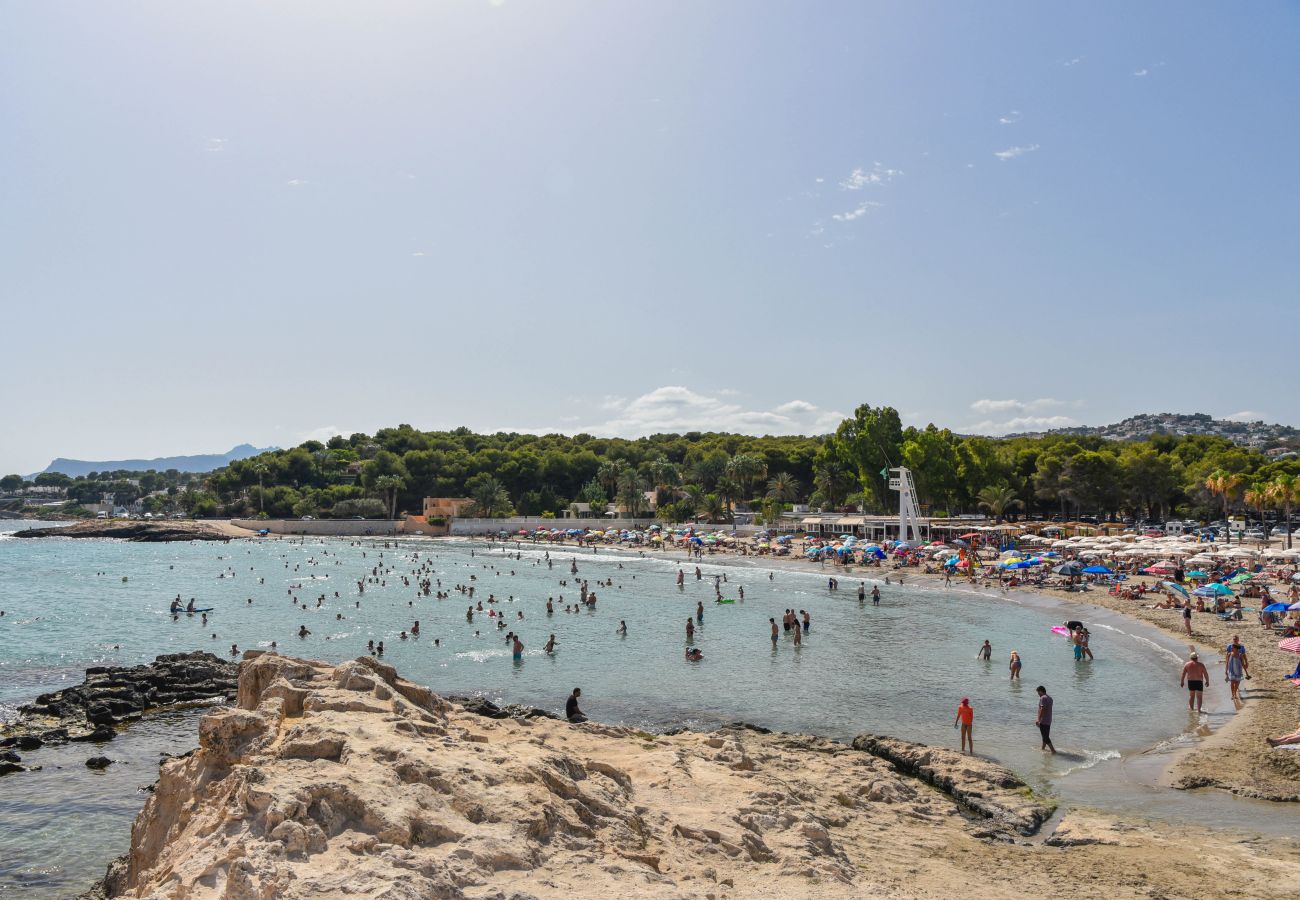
<box><xmin>840</xmin><ymin>163</ymin><xmax>901</xmax><ymax>190</ymax></box>
<box><xmin>297</xmin><ymin>425</ymin><xmax>346</xmax><ymax>444</ymax></box>
<box><xmin>1133</xmin><ymin>68</ymin><xmax>1149</xmax><ymax>77</ymax></box>
<box><xmin>970</xmin><ymin>398</ymin><xmax>1066</xmax><ymax>415</ymax></box>
<box><xmin>565</xmin><ymin>386</ymin><xmax>845</xmax><ymax>437</ymax></box>
<box><xmin>999</xmin><ymin>110</ymin><xmax>1021</xmax><ymax>125</ymax></box>
<box><xmin>964</xmin><ymin>398</ymin><xmax>1079</xmax><ymax>434</ymax></box>
<box><xmin>832</xmin><ymin>200</ymin><xmax>881</xmax><ymax>222</ymax></box>
<box><xmin>966</xmin><ymin>415</ymin><xmax>1081</xmax><ymax>435</ymax></box>
<box><xmin>206</xmin><ymin>138</ymin><xmax>227</xmax><ymax>152</ymax></box>
<box><xmin>1062</xmin><ymin>56</ymin><xmax>1084</xmax><ymax>67</ymax></box>
<box><xmin>994</xmin><ymin>144</ymin><xmax>1039</xmax><ymax>161</ymax></box>
<box><xmin>1225</xmin><ymin>410</ymin><xmax>1263</xmax><ymax>423</ymax></box>
<box><xmin>411</xmin><ymin>251</ymin><xmax>427</xmax><ymax>257</ymax></box>
<box><xmin>286</xmin><ymin>178</ymin><xmax>308</xmax><ymax>186</ymax></box>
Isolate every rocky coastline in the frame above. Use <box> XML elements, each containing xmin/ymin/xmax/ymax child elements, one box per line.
<box><xmin>12</xmin><ymin>520</ymin><xmax>249</xmax><ymax>542</ymax></box>
<box><xmin>68</xmin><ymin>652</ymin><xmax>1300</xmax><ymax>898</ymax></box>
<box><xmin>0</xmin><ymin>652</ymin><xmax>237</xmax><ymax>774</ymax></box>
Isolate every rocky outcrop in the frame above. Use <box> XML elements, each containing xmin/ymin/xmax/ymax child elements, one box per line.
<box><xmin>851</xmin><ymin>734</ymin><xmax>1055</xmax><ymax>835</ymax></box>
<box><xmin>99</xmin><ymin>653</ymin><xmax>1016</xmax><ymax>898</ymax></box>
<box><xmin>13</xmin><ymin>521</ymin><xmax>233</xmax><ymax>542</ymax></box>
<box><xmin>0</xmin><ymin>652</ymin><xmax>237</xmax><ymax>754</ymax></box>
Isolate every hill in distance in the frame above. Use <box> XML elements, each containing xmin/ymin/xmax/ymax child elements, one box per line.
<box><xmin>40</xmin><ymin>444</ymin><xmax>275</xmax><ymax>477</ymax></box>
<box><xmin>1009</xmin><ymin>413</ymin><xmax>1299</xmax><ymax>449</ymax></box>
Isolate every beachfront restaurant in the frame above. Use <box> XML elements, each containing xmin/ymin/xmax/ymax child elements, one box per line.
<box><xmin>791</xmin><ymin>514</ymin><xmax>1013</xmax><ymax>544</ymax></box>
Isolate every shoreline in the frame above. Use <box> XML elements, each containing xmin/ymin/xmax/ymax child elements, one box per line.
<box><xmin>88</xmin><ymin>652</ymin><xmax>1300</xmax><ymax>899</ymax></box>
<box><xmin>436</xmin><ymin>534</ymin><xmax>1298</xmax><ymax>804</ymax></box>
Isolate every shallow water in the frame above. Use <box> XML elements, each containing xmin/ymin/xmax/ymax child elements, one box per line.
<box><xmin>0</xmin><ymin>522</ymin><xmax>1292</xmax><ymax>895</ymax></box>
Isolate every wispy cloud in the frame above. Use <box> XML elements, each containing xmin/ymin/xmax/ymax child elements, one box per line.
<box><xmin>840</xmin><ymin>163</ymin><xmax>901</xmax><ymax>190</ymax></box>
<box><xmin>411</xmin><ymin>251</ymin><xmax>427</xmax><ymax>257</ymax></box>
<box><xmin>1225</xmin><ymin>410</ymin><xmax>1263</xmax><ymax>423</ymax></box>
<box><xmin>1061</xmin><ymin>56</ymin><xmax>1084</xmax><ymax>67</ymax></box>
<box><xmin>286</xmin><ymin>178</ymin><xmax>309</xmax><ymax>187</ymax></box>
<box><xmin>999</xmin><ymin>110</ymin><xmax>1022</xmax><ymax>125</ymax></box>
<box><xmin>205</xmin><ymin>138</ymin><xmax>227</xmax><ymax>152</ymax></box>
<box><xmin>994</xmin><ymin>144</ymin><xmax>1039</xmax><ymax>161</ymax></box>
<box><xmin>832</xmin><ymin>200</ymin><xmax>881</xmax><ymax>222</ymax></box>
<box><xmin>1133</xmin><ymin>68</ymin><xmax>1149</xmax><ymax>77</ymax></box>
<box><xmin>558</xmin><ymin>386</ymin><xmax>845</xmax><ymax>437</ymax></box>
<box><xmin>1134</xmin><ymin>61</ymin><xmax>1165</xmax><ymax>77</ymax></box>
<box><xmin>964</xmin><ymin>398</ymin><xmax>1080</xmax><ymax>434</ymax></box>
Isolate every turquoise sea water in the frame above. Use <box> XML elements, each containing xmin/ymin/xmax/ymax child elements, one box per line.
<box><xmin>0</xmin><ymin>521</ymin><xmax>1286</xmax><ymax>895</ymax></box>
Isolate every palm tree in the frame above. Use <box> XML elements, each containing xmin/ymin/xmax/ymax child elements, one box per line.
<box><xmin>766</xmin><ymin>472</ymin><xmax>800</xmax><ymax>503</ymax></box>
<box><xmin>1268</xmin><ymin>474</ymin><xmax>1298</xmax><ymax>550</ymax></box>
<box><xmin>616</xmin><ymin>469</ymin><xmax>647</xmax><ymax>517</ymax></box>
<box><xmin>726</xmin><ymin>454</ymin><xmax>767</xmax><ymax>504</ymax></box>
<box><xmin>374</xmin><ymin>474</ymin><xmax>405</xmax><ymax>519</ymax></box>
<box><xmin>646</xmin><ymin>456</ymin><xmax>680</xmax><ymax>506</ymax></box>
<box><xmin>717</xmin><ymin>474</ymin><xmax>742</xmax><ymax>514</ymax></box>
<box><xmin>1204</xmin><ymin>470</ymin><xmax>1242</xmax><ymax>544</ymax></box>
<box><xmin>467</xmin><ymin>476</ymin><xmax>511</xmax><ymax>518</ymax></box>
<box><xmin>252</xmin><ymin>463</ymin><xmax>268</xmax><ymax>513</ymax></box>
<box><xmin>813</xmin><ymin>461</ymin><xmax>850</xmax><ymax>510</ymax></box>
<box><xmin>976</xmin><ymin>485</ymin><xmax>1022</xmax><ymax>524</ymax></box>
<box><xmin>699</xmin><ymin>493</ymin><xmax>727</xmax><ymax>524</ymax></box>
<box><xmin>1244</xmin><ymin>482</ymin><xmax>1271</xmax><ymax>540</ymax></box>
<box><xmin>597</xmin><ymin>460</ymin><xmax>628</xmax><ymax>499</ymax></box>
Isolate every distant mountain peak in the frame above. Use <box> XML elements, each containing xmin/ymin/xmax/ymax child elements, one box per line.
<box><xmin>39</xmin><ymin>445</ymin><xmax>276</xmax><ymax>477</ymax></box>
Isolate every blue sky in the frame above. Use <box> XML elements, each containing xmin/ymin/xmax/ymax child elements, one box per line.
<box><xmin>2</xmin><ymin>1</ymin><xmax>1298</xmax><ymax>473</ymax></box>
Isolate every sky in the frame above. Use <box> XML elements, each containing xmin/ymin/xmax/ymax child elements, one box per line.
<box><xmin>2</xmin><ymin>1</ymin><xmax>1298</xmax><ymax>473</ymax></box>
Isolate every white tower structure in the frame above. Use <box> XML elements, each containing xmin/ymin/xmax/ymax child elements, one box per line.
<box><xmin>888</xmin><ymin>466</ymin><xmax>925</xmax><ymax>546</ymax></box>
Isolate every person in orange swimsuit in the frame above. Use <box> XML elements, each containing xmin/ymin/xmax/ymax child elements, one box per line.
<box><xmin>954</xmin><ymin>697</ymin><xmax>974</xmax><ymax>754</ymax></box>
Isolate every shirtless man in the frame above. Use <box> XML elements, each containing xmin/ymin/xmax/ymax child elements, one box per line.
<box><xmin>1180</xmin><ymin>652</ymin><xmax>1209</xmax><ymax>711</ymax></box>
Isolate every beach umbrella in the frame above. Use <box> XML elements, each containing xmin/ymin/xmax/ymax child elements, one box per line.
<box><xmin>1289</xmin><ymin>602</ymin><xmax>1300</xmax><ymax>611</ymax></box>
<box><xmin>1228</xmin><ymin>572</ymin><xmax>1253</xmax><ymax>584</ymax></box>
<box><xmin>1162</xmin><ymin>581</ymin><xmax>1190</xmax><ymax>597</ymax></box>
<box><xmin>1279</xmin><ymin>638</ymin><xmax>1300</xmax><ymax>654</ymax></box>
<box><xmin>1082</xmin><ymin>565</ymin><xmax>1113</xmax><ymax>574</ymax></box>
<box><xmin>1205</xmin><ymin>583</ymin><xmax>1234</xmax><ymax>595</ymax></box>
<box><xmin>1186</xmin><ymin>570</ymin><xmax>1208</xmax><ymax>579</ymax></box>
<box><xmin>1262</xmin><ymin>603</ymin><xmax>1292</xmax><ymax>613</ymax></box>
<box><xmin>1053</xmin><ymin>562</ymin><xmax>1085</xmax><ymax>576</ymax></box>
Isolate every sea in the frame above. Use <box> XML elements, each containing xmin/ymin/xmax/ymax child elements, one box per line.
<box><xmin>0</xmin><ymin>520</ymin><xmax>1291</xmax><ymax>896</ymax></box>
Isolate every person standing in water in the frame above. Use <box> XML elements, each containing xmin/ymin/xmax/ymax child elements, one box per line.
<box><xmin>1035</xmin><ymin>685</ymin><xmax>1056</xmax><ymax>754</ymax></box>
<box><xmin>770</xmin><ymin>618</ymin><xmax>779</xmax><ymax>647</ymax></box>
<box><xmin>1224</xmin><ymin>636</ymin><xmax>1249</xmax><ymax>700</ymax></box>
<box><xmin>512</xmin><ymin>635</ymin><xmax>524</xmax><ymax>661</ymax></box>
<box><xmin>871</xmin><ymin>585</ymin><xmax>881</xmax><ymax>605</ymax></box>
<box><xmin>685</xmin><ymin>618</ymin><xmax>695</xmax><ymax>642</ymax></box>
<box><xmin>977</xmin><ymin>640</ymin><xmax>992</xmax><ymax>661</ymax></box>
<box><xmin>954</xmin><ymin>698</ymin><xmax>974</xmax><ymax>754</ymax></box>
<box><xmin>696</xmin><ymin>601</ymin><xmax>704</xmax><ymax>624</ymax></box>
<box><xmin>1009</xmin><ymin>650</ymin><xmax>1022</xmax><ymax>680</ymax></box>
<box><xmin>1180</xmin><ymin>652</ymin><xmax>1209</xmax><ymax>711</ymax></box>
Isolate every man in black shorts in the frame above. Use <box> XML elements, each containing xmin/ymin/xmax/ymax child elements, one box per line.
<box><xmin>1180</xmin><ymin>652</ymin><xmax>1209</xmax><ymax>711</ymax></box>
<box><xmin>1035</xmin><ymin>685</ymin><xmax>1056</xmax><ymax>754</ymax></box>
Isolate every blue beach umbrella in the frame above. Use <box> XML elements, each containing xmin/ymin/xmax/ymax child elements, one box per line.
<box><xmin>1262</xmin><ymin>603</ymin><xmax>1291</xmax><ymax>613</ymax></box>
<box><xmin>1162</xmin><ymin>581</ymin><xmax>1190</xmax><ymax>598</ymax></box>
<box><xmin>1082</xmin><ymin>565</ymin><xmax>1112</xmax><ymax>574</ymax></box>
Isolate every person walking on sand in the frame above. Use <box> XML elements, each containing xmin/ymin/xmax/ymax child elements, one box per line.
<box><xmin>1009</xmin><ymin>650</ymin><xmax>1022</xmax><ymax>680</ymax></box>
<box><xmin>1225</xmin><ymin>636</ymin><xmax>1249</xmax><ymax>700</ymax></box>
<box><xmin>1035</xmin><ymin>685</ymin><xmax>1056</xmax><ymax>754</ymax></box>
<box><xmin>1183</xmin><ymin>602</ymin><xmax>1193</xmax><ymax>635</ymax></box>
<box><xmin>954</xmin><ymin>698</ymin><xmax>974</xmax><ymax>754</ymax></box>
<box><xmin>1180</xmin><ymin>652</ymin><xmax>1209</xmax><ymax>711</ymax></box>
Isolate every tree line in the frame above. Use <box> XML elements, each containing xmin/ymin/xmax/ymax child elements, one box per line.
<box><xmin>6</xmin><ymin>407</ymin><xmax>1298</xmax><ymax>530</ymax></box>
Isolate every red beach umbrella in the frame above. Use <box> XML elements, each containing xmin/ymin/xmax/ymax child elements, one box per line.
<box><xmin>1279</xmin><ymin>637</ymin><xmax>1300</xmax><ymax>654</ymax></box>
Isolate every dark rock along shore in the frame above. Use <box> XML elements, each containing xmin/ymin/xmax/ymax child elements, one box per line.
<box><xmin>0</xmin><ymin>652</ymin><xmax>238</xmax><ymax>772</ymax></box>
<box><xmin>12</xmin><ymin>521</ymin><xmax>231</xmax><ymax>542</ymax></box>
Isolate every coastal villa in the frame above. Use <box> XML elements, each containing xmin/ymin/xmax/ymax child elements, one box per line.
<box><xmin>422</xmin><ymin>497</ymin><xmax>474</xmax><ymax>520</ymax></box>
